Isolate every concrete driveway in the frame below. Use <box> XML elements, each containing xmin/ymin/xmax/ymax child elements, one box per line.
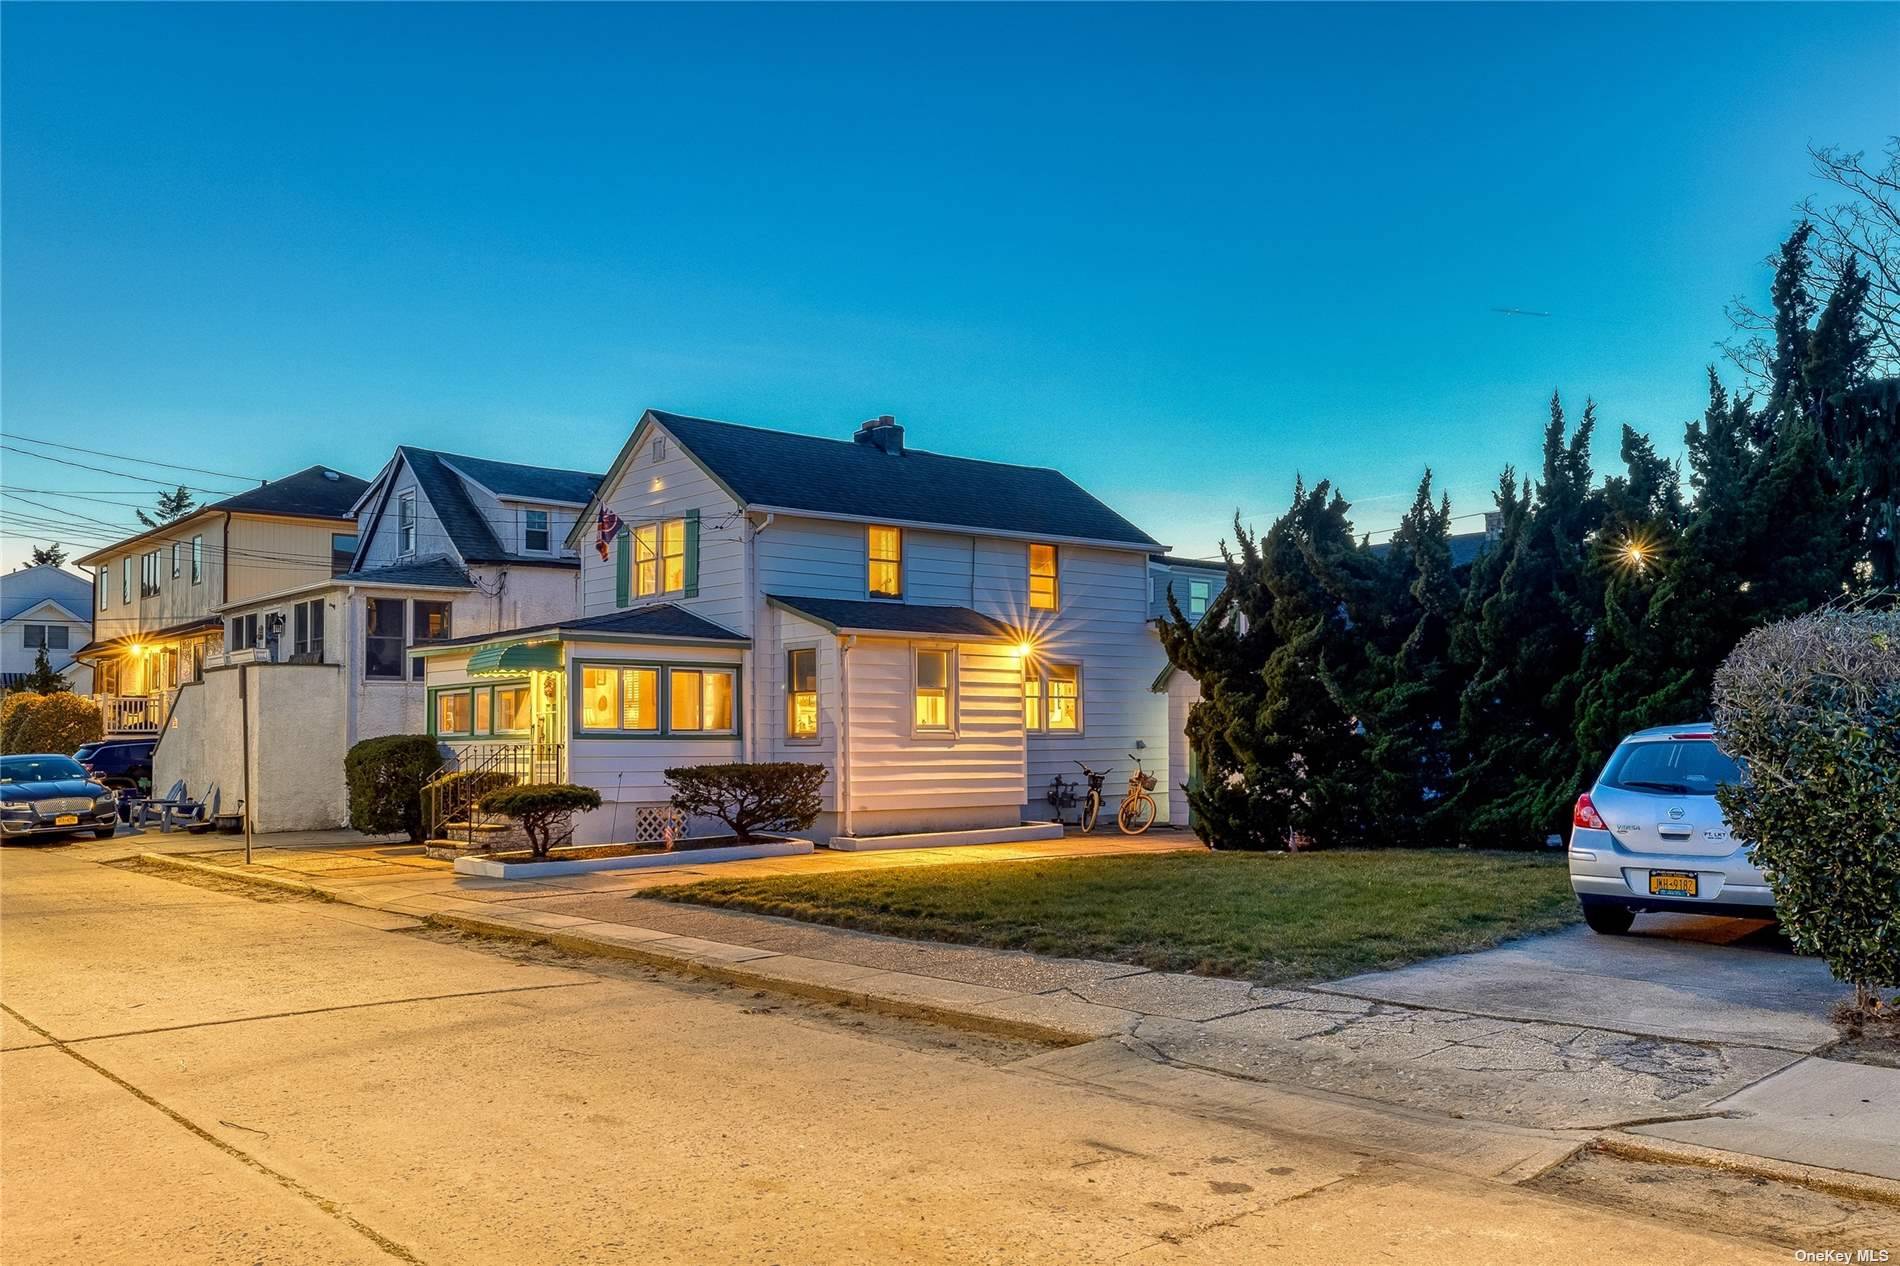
<box><xmin>1323</xmin><ymin>913</ymin><xmax>1850</xmax><ymax>1052</ymax></box>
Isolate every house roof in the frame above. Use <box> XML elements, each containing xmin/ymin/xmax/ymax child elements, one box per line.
<box><xmin>435</xmin><ymin>453</ymin><xmax>601</xmax><ymax>505</ymax></box>
<box><xmin>1</xmin><ymin>564</ymin><xmax>93</xmax><ymax>623</ymax></box>
<box><xmin>416</xmin><ymin>603</ymin><xmax>749</xmax><ymax>653</ymax></box>
<box><xmin>1150</xmin><ymin>554</ymin><xmax>1230</xmax><ymax>574</ymax></box>
<box><xmin>213</xmin><ymin>465</ymin><xmax>369</xmax><ymax>519</ymax></box>
<box><xmin>335</xmin><ymin>557</ymin><xmax>476</xmax><ymax>589</ymax></box>
<box><xmin>1368</xmin><ymin>530</ymin><xmax>1494</xmax><ymax>569</ymax></box>
<box><xmin>75</xmin><ymin>466</ymin><xmax>367</xmax><ymax>565</ymax></box>
<box><xmin>384</xmin><ymin>447</ymin><xmax>599</xmax><ymax>567</ymax></box>
<box><xmin>628</xmin><ymin>411</ymin><xmax>1160</xmax><ymax>550</ymax></box>
<box><xmin>766</xmin><ymin>595</ymin><xmax>1016</xmax><ymax>642</ymax></box>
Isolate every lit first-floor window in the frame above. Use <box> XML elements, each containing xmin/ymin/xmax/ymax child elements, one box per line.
<box><xmin>670</xmin><ymin>667</ymin><xmax>735</xmax><ymax>733</ymax></box>
<box><xmin>1024</xmin><ymin>661</ymin><xmax>1081</xmax><ymax>732</ymax></box>
<box><xmin>580</xmin><ymin>664</ymin><xmax>659</xmax><ymax>733</ymax></box>
<box><xmin>786</xmin><ymin>647</ymin><xmax>818</xmax><ymax>738</ymax></box>
<box><xmin>913</xmin><ymin>648</ymin><xmax>953</xmax><ymax>733</ymax></box>
<box><xmin>432</xmin><ymin>681</ymin><xmax>535</xmax><ymax>739</ymax></box>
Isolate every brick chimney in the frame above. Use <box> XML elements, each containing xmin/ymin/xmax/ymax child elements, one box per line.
<box><xmin>853</xmin><ymin>414</ymin><xmax>904</xmax><ymax>455</ymax></box>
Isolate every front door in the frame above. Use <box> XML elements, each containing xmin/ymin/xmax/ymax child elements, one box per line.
<box><xmin>532</xmin><ymin>672</ymin><xmax>565</xmax><ymax>780</ymax></box>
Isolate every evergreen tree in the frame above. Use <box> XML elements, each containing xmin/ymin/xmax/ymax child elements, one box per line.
<box><xmin>1450</xmin><ymin>393</ymin><xmax>1602</xmax><ymax>847</ymax></box>
<box><xmin>20</xmin><ymin>645</ymin><xmax>70</xmax><ymax>694</ymax></box>
<box><xmin>1358</xmin><ymin>472</ymin><xmax>1463</xmax><ymax>845</ymax></box>
<box><xmin>136</xmin><ymin>485</ymin><xmax>196</xmax><ymax>529</ymax></box>
<box><xmin>28</xmin><ymin>543</ymin><xmax>68</xmax><ymax>566</ymax></box>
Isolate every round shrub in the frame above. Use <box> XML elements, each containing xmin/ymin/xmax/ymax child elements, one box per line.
<box><xmin>1712</xmin><ymin>606</ymin><xmax>1900</xmax><ymax>1014</ymax></box>
<box><xmin>1</xmin><ymin>692</ymin><xmax>104</xmax><ymax>755</ymax></box>
<box><xmin>664</xmin><ymin>762</ymin><xmax>826</xmax><ymax>842</ymax></box>
<box><xmin>345</xmin><ymin>735</ymin><xmax>446</xmax><ymax>842</ymax></box>
<box><xmin>476</xmin><ymin>783</ymin><xmax>602</xmax><ymax>858</ymax></box>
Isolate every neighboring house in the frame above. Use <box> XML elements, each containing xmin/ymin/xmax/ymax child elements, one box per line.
<box><xmin>72</xmin><ymin>467</ymin><xmax>369</xmax><ymax>734</ymax></box>
<box><xmin>154</xmin><ymin>446</ymin><xmax>601</xmax><ymax>831</ymax></box>
<box><xmin>1146</xmin><ymin>556</ymin><xmax>1231</xmax><ymax>834</ymax></box>
<box><xmin>420</xmin><ymin>410</ymin><xmax>1190</xmax><ymax>846</ymax></box>
<box><xmin>0</xmin><ymin>564</ymin><xmax>95</xmax><ymax>692</ymax></box>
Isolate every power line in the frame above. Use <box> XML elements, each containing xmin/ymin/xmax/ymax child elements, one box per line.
<box><xmin>0</xmin><ymin>446</ymin><xmax>248</xmax><ymax>496</ymax></box>
<box><xmin>4</xmin><ymin>434</ymin><xmax>266</xmax><ymax>483</ymax></box>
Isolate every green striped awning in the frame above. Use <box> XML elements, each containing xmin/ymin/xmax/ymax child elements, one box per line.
<box><xmin>465</xmin><ymin>640</ymin><xmax>562</xmax><ymax>677</ymax></box>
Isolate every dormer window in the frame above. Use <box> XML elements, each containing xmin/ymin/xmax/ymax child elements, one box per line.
<box><xmin>397</xmin><ymin>490</ymin><xmax>417</xmax><ymax>556</ymax></box>
<box><xmin>867</xmin><ymin>525</ymin><xmax>902</xmax><ymax>598</ymax></box>
<box><xmin>523</xmin><ymin>508</ymin><xmax>550</xmax><ymax>553</ymax></box>
<box><xmin>1029</xmin><ymin>543</ymin><xmax>1058</xmax><ymax>611</ymax></box>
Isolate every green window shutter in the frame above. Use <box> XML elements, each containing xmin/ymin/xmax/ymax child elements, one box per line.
<box><xmin>683</xmin><ymin>509</ymin><xmax>701</xmax><ymax>599</ymax></box>
<box><xmin>615</xmin><ymin>526</ymin><xmax>631</xmax><ymax>607</ymax></box>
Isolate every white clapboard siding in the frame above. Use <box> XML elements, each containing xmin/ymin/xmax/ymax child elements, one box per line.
<box><xmin>559</xmin><ymin>640</ymin><xmax>748</xmax><ymax>802</ymax></box>
<box><xmin>1013</xmin><ymin>547</ymin><xmax>1172</xmax><ymax>822</ymax></box>
<box><xmin>762</xmin><ymin>606</ymin><xmax>841</xmax><ymax>811</ymax></box>
<box><xmin>843</xmin><ymin>638</ymin><xmax>1025</xmax><ymax>814</ymax></box>
<box><xmin>579</xmin><ymin>425</ymin><xmax>748</xmax><ymax>634</ymax></box>
<box><xmin>753</xmin><ymin>515</ymin><xmax>869</xmax><ymax>600</ymax></box>
<box><xmin>1167</xmin><ymin>668</ymin><xmax>1200</xmax><ymax>828</ymax></box>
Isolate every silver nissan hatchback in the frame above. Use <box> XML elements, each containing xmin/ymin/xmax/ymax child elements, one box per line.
<box><xmin>1568</xmin><ymin>723</ymin><xmax>1773</xmax><ymax>934</ymax></box>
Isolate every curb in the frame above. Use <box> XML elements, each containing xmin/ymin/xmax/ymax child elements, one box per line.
<box><xmin>426</xmin><ymin>908</ymin><xmax>1094</xmax><ymax>1047</ymax></box>
<box><xmin>1593</xmin><ymin>1133</ymin><xmax>1900</xmax><ymax>1208</ymax></box>
<box><xmin>138</xmin><ymin>852</ymin><xmax>332</xmax><ymax>900</ymax></box>
<box><xmin>137</xmin><ymin>850</ymin><xmax>1093</xmax><ymax>1048</ymax></box>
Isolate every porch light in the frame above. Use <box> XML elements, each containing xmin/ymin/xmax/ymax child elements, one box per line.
<box><xmin>1015</xmin><ymin>638</ymin><xmax>1036</xmax><ymax>658</ymax></box>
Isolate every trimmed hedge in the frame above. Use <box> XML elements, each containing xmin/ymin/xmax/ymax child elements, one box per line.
<box><xmin>664</xmin><ymin>762</ymin><xmax>826</xmax><ymax>843</ymax></box>
<box><xmin>477</xmin><ymin>783</ymin><xmax>602</xmax><ymax>858</ymax></box>
<box><xmin>1713</xmin><ymin>607</ymin><xmax>1900</xmax><ymax>1014</ymax></box>
<box><xmin>1</xmin><ymin>692</ymin><xmax>103</xmax><ymax>756</ymax></box>
<box><xmin>345</xmin><ymin>735</ymin><xmax>445</xmax><ymax>842</ymax></box>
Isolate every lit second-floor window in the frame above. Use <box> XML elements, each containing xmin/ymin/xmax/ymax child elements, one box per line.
<box><xmin>191</xmin><ymin>535</ymin><xmax>203</xmax><ymax>584</ymax></box>
<box><xmin>868</xmin><ymin>525</ymin><xmax>902</xmax><ymax>597</ymax></box>
<box><xmin>632</xmin><ymin>519</ymin><xmax>687</xmax><ymax>598</ymax></box>
<box><xmin>397</xmin><ymin>491</ymin><xmax>417</xmax><ymax>555</ymax></box>
<box><xmin>1029</xmin><ymin>543</ymin><xmax>1058</xmax><ymax>610</ymax></box>
<box><xmin>523</xmin><ymin>508</ymin><xmax>550</xmax><ymax>553</ymax></box>
<box><xmin>787</xmin><ymin>647</ymin><xmax>818</xmax><ymax>738</ymax></box>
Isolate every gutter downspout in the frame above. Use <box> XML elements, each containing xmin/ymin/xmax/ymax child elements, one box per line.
<box><xmin>838</xmin><ymin>633</ymin><xmax>855</xmax><ymax>838</ymax></box>
<box><xmin>745</xmin><ymin>512</ymin><xmax>773</xmax><ymax>765</ymax></box>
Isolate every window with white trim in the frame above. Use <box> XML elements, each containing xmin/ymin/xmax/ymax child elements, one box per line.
<box><xmin>1188</xmin><ymin>578</ymin><xmax>1211</xmax><ymax>619</ymax></box>
<box><xmin>24</xmin><ymin>624</ymin><xmax>70</xmax><ymax>651</ymax></box>
<box><xmin>1024</xmin><ymin>661</ymin><xmax>1081</xmax><ymax>732</ymax></box>
<box><xmin>631</xmin><ymin>518</ymin><xmax>687</xmax><ymax>598</ymax></box>
<box><xmin>787</xmin><ymin>647</ymin><xmax>818</xmax><ymax>738</ymax></box>
<box><xmin>191</xmin><ymin>535</ymin><xmax>203</xmax><ymax>584</ymax></box>
<box><xmin>170</xmin><ymin>542</ymin><xmax>181</xmax><ymax>578</ymax></box>
<box><xmin>868</xmin><ymin>525</ymin><xmax>902</xmax><ymax>598</ymax></box>
<box><xmin>397</xmin><ymin>490</ymin><xmax>417</xmax><ymax>555</ymax></box>
<box><xmin>97</xmin><ymin>569</ymin><xmax>107</xmax><ymax>611</ymax></box>
<box><xmin>913</xmin><ymin>647</ymin><xmax>953</xmax><ymax>733</ymax></box>
<box><xmin>1029</xmin><ymin>543</ymin><xmax>1058</xmax><ymax>611</ymax></box>
<box><xmin>523</xmin><ymin>508</ymin><xmax>550</xmax><ymax>553</ymax></box>
<box><xmin>291</xmin><ymin>598</ymin><xmax>325</xmax><ymax>662</ymax></box>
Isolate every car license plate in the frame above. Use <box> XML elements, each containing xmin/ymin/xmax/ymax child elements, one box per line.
<box><xmin>1649</xmin><ymin>870</ymin><xmax>1698</xmax><ymax>897</ymax></box>
<box><xmin>54</xmin><ymin>814</ymin><xmax>79</xmax><ymax>826</ymax></box>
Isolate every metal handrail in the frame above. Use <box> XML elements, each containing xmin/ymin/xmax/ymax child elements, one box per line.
<box><xmin>422</xmin><ymin>741</ymin><xmax>563</xmax><ymax>843</ymax></box>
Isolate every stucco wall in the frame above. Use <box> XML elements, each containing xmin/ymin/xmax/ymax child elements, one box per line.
<box><xmin>155</xmin><ymin>662</ymin><xmax>350</xmax><ymax>832</ymax></box>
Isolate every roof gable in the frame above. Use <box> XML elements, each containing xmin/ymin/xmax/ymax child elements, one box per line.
<box><xmin>355</xmin><ymin>447</ymin><xmax>601</xmax><ymax>569</ymax></box>
<box><xmin>1</xmin><ymin>564</ymin><xmax>94</xmax><ymax>622</ymax></box>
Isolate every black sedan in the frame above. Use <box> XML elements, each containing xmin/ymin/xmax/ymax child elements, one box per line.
<box><xmin>0</xmin><ymin>754</ymin><xmax>120</xmax><ymax>840</ymax></box>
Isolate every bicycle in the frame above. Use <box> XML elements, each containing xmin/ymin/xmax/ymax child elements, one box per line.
<box><xmin>1062</xmin><ymin>757</ymin><xmax>1158</xmax><ymax>835</ymax></box>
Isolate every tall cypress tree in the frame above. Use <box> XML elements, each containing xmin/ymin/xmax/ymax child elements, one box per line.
<box><xmin>1451</xmin><ymin>393</ymin><xmax>1602</xmax><ymax>846</ymax></box>
<box><xmin>1359</xmin><ymin>472</ymin><xmax>1463</xmax><ymax>845</ymax></box>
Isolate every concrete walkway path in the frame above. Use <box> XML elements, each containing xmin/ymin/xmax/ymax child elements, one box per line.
<box><xmin>107</xmin><ymin>830</ymin><xmax>1900</xmax><ymax>1193</ymax></box>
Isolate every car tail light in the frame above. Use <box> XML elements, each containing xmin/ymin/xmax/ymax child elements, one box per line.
<box><xmin>1573</xmin><ymin>793</ymin><xmax>1607</xmax><ymax>830</ymax></box>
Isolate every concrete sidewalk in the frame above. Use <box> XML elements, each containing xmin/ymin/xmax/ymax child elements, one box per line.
<box><xmin>127</xmin><ymin>838</ymin><xmax>1900</xmax><ymax>1196</ymax></box>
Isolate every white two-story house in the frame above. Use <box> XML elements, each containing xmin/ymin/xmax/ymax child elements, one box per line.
<box><xmin>153</xmin><ymin>446</ymin><xmax>600</xmax><ymax>831</ymax></box>
<box><xmin>419</xmin><ymin>410</ymin><xmax>1187</xmax><ymax>847</ymax></box>
<box><xmin>0</xmin><ymin>563</ymin><xmax>95</xmax><ymax>692</ymax></box>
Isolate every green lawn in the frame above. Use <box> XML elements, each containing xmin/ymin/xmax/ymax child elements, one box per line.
<box><xmin>638</xmin><ymin>849</ymin><xmax>1580</xmax><ymax>983</ymax></box>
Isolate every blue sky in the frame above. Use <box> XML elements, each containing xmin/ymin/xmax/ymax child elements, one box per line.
<box><xmin>3</xmin><ymin>3</ymin><xmax>1896</xmax><ymax>569</ymax></box>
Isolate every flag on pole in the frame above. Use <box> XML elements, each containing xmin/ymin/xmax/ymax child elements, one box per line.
<box><xmin>596</xmin><ymin>507</ymin><xmax>621</xmax><ymax>560</ymax></box>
